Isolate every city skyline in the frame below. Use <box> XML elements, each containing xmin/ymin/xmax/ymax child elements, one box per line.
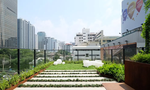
<box><xmin>18</xmin><ymin>0</ymin><xmax>122</xmax><ymax>43</ymax></box>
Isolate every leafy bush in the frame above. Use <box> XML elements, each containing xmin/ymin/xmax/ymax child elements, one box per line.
<box><xmin>97</xmin><ymin>61</ymin><xmax>124</xmax><ymax>82</ymax></box>
<box><xmin>130</xmin><ymin>52</ymin><xmax>150</xmax><ymax>64</ymax></box>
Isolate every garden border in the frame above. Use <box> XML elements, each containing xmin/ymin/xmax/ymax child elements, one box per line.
<box><xmin>6</xmin><ymin>69</ymin><xmax>45</xmax><ymax>90</ymax></box>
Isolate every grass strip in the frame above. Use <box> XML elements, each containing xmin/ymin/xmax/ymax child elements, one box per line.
<box><xmin>18</xmin><ymin>84</ymin><xmax>103</xmax><ymax>87</ymax></box>
<box><xmin>46</xmin><ymin>64</ymin><xmax>96</xmax><ymax>70</ymax></box>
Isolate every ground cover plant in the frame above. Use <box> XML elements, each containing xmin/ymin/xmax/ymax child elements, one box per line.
<box><xmin>97</xmin><ymin>61</ymin><xmax>124</xmax><ymax>82</ymax></box>
<box><xmin>64</xmin><ymin>60</ymin><xmax>83</xmax><ymax>64</ymax></box>
<box><xmin>0</xmin><ymin>62</ymin><xmax>53</xmax><ymax>90</ymax></box>
<box><xmin>27</xmin><ymin>79</ymin><xmax>114</xmax><ymax>82</ymax></box>
<box><xmin>46</xmin><ymin>63</ymin><xmax>96</xmax><ymax>70</ymax></box>
<box><xmin>18</xmin><ymin>84</ymin><xmax>103</xmax><ymax>87</ymax></box>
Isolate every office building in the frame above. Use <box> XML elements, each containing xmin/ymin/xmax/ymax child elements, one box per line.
<box><xmin>37</xmin><ymin>32</ymin><xmax>46</xmax><ymax>50</ymax></box>
<box><xmin>18</xmin><ymin>19</ymin><xmax>35</xmax><ymax>49</ymax></box>
<box><xmin>35</xmin><ymin>34</ymin><xmax>38</xmax><ymax>49</ymax></box>
<box><xmin>0</xmin><ymin>0</ymin><xmax>17</xmax><ymax>48</ymax></box>
<box><xmin>47</xmin><ymin>37</ymin><xmax>52</xmax><ymax>50</ymax></box>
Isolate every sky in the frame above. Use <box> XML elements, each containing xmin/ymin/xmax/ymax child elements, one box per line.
<box><xmin>18</xmin><ymin>0</ymin><xmax>122</xmax><ymax>43</ymax></box>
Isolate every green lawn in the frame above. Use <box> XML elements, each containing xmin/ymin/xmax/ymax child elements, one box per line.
<box><xmin>46</xmin><ymin>64</ymin><xmax>96</xmax><ymax>70</ymax></box>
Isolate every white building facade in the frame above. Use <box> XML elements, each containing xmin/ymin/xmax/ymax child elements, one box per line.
<box><xmin>72</xmin><ymin>46</ymin><xmax>101</xmax><ymax>60</ymax></box>
<box><xmin>74</xmin><ymin>28</ymin><xmax>96</xmax><ymax>46</ymax></box>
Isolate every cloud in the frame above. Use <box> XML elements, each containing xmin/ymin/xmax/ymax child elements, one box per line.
<box><xmin>33</xmin><ymin>17</ymin><xmax>121</xmax><ymax>43</ymax></box>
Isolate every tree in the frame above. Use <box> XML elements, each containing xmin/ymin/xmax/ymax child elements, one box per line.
<box><xmin>53</xmin><ymin>53</ymin><xmax>60</xmax><ymax>61</ymax></box>
<box><xmin>142</xmin><ymin>0</ymin><xmax>150</xmax><ymax>53</ymax></box>
<box><xmin>144</xmin><ymin>0</ymin><xmax>150</xmax><ymax>13</ymax></box>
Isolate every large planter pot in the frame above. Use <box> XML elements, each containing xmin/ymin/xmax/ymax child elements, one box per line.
<box><xmin>125</xmin><ymin>60</ymin><xmax>150</xmax><ymax>90</ymax></box>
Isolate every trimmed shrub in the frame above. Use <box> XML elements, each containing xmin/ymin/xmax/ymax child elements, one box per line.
<box><xmin>97</xmin><ymin>61</ymin><xmax>124</xmax><ymax>82</ymax></box>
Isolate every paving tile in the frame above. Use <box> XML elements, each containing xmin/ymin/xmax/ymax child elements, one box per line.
<box><xmin>14</xmin><ymin>87</ymin><xmax>106</xmax><ymax>90</ymax></box>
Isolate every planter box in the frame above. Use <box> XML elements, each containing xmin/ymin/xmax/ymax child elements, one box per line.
<box><xmin>125</xmin><ymin>60</ymin><xmax>150</xmax><ymax>90</ymax></box>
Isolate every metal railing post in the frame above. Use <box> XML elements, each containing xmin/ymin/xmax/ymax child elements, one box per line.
<box><xmin>111</xmin><ymin>49</ymin><xmax>113</xmax><ymax>62</ymax></box>
<box><xmin>77</xmin><ymin>50</ymin><xmax>79</xmax><ymax>61</ymax></box>
<box><xmin>123</xmin><ymin>48</ymin><xmax>125</xmax><ymax>64</ymax></box>
<box><xmin>91</xmin><ymin>50</ymin><xmax>93</xmax><ymax>61</ymax></box>
<box><xmin>44</xmin><ymin>50</ymin><xmax>46</xmax><ymax>63</ymax></box>
<box><xmin>17</xmin><ymin>49</ymin><xmax>20</xmax><ymax>74</ymax></box>
<box><xmin>34</xmin><ymin>49</ymin><xmax>36</xmax><ymax>67</ymax></box>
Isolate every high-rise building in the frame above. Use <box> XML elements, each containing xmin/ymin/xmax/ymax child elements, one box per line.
<box><xmin>37</xmin><ymin>32</ymin><xmax>46</xmax><ymax>50</ymax></box>
<box><xmin>54</xmin><ymin>39</ymin><xmax>58</xmax><ymax>50</ymax></box>
<box><xmin>0</xmin><ymin>0</ymin><xmax>17</xmax><ymax>48</ymax></box>
<box><xmin>35</xmin><ymin>34</ymin><xmax>38</xmax><ymax>49</ymax></box>
<box><xmin>47</xmin><ymin>37</ymin><xmax>52</xmax><ymax>50</ymax></box>
<box><xmin>18</xmin><ymin>19</ymin><xmax>35</xmax><ymax>49</ymax></box>
<box><xmin>59</xmin><ymin>41</ymin><xmax>65</xmax><ymax>50</ymax></box>
<box><xmin>65</xmin><ymin>43</ymin><xmax>73</xmax><ymax>53</ymax></box>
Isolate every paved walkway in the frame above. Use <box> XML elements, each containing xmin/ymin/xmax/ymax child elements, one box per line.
<box><xmin>14</xmin><ymin>70</ymin><xmax>117</xmax><ymax>90</ymax></box>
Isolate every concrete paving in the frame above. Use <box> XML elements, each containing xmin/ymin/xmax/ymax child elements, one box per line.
<box><xmin>45</xmin><ymin>70</ymin><xmax>97</xmax><ymax>72</ymax></box>
<box><xmin>40</xmin><ymin>72</ymin><xmax>97</xmax><ymax>74</ymax></box>
<box><xmin>15</xmin><ymin>70</ymin><xmax>116</xmax><ymax>90</ymax></box>
<box><xmin>37</xmin><ymin>74</ymin><xmax>99</xmax><ymax>76</ymax></box>
<box><xmin>31</xmin><ymin>77</ymin><xmax>109</xmax><ymax>80</ymax></box>
<box><xmin>24</xmin><ymin>81</ymin><xmax>117</xmax><ymax>85</ymax></box>
<box><xmin>14</xmin><ymin>87</ymin><xmax>106</xmax><ymax>90</ymax></box>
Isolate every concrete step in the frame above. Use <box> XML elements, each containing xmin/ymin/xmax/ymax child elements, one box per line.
<box><xmin>41</xmin><ymin>72</ymin><xmax>97</xmax><ymax>74</ymax></box>
<box><xmin>24</xmin><ymin>81</ymin><xmax>117</xmax><ymax>85</ymax></box>
<box><xmin>14</xmin><ymin>87</ymin><xmax>106</xmax><ymax>90</ymax></box>
<box><xmin>31</xmin><ymin>77</ymin><xmax>109</xmax><ymax>80</ymax></box>
<box><xmin>44</xmin><ymin>70</ymin><xmax>97</xmax><ymax>72</ymax></box>
<box><xmin>36</xmin><ymin>74</ymin><xmax>99</xmax><ymax>76</ymax></box>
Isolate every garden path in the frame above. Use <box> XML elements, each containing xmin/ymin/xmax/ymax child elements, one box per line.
<box><xmin>14</xmin><ymin>70</ymin><xmax>117</xmax><ymax>90</ymax></box>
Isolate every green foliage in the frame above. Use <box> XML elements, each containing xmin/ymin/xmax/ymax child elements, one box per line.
<box><xmin>0</xmin><ymin>78</ymin><xmax>11</xmax><ymax>90</ymax></box>
<box><xmin>8</xmin><ymin>75</ymin><xmax>20</xmax><ymax>86</ymax></box>
<box><xmin>97</xmin><ymin>61</ymin><xmax>124</xmax><ymax>82</ymax></box>
<box><xmin>144</xmin><ymin>0</ymin><xmax>150</xmax><ymax>13</ymax></box>
<box><xmin>58</xmin><ymin>50</ymin><xmax>71</xmax><ymax>55</ymax></box>
<box><xmin>142</xmin><ymin>0</ymin><xmax>150</xmax><ymax>54</ymax></box>
<box><xmin>141</xmin><ymin>13</ymin><xmax>150</xmax><ymax>39</ymax></box>
<box><xmin>53</xmin><ymin>53</ymin><xmax>60</xmax><ymax>61</ymax></box>
<box><xmin>130</xmin><ymin>52</ymin><xmax>150</xmax><ymax>64</ymax></box>
<box><xmin>18</xmin><ymin>84</ymin><xmax>103</xmax><ymax>87</ymax></box>
<box><xmin>0</xmin><ymin>61</ymin><xmax>53</xmax><ymax>90</ymax></box>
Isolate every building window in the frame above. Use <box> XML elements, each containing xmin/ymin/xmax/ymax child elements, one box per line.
<box><xmin>107</xmin><ymin>40</ymin><xmax>111</xmax><ymax>42</ymax></box>
<box><xmin>86</xmin><ymin>53</ymin><xmax>89</xmax><ymax>57</ymax></box>
<box><xmin>103</xmin><ymin>40</ymin><xmax>105</xmax><ymax>42</ymax></box>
